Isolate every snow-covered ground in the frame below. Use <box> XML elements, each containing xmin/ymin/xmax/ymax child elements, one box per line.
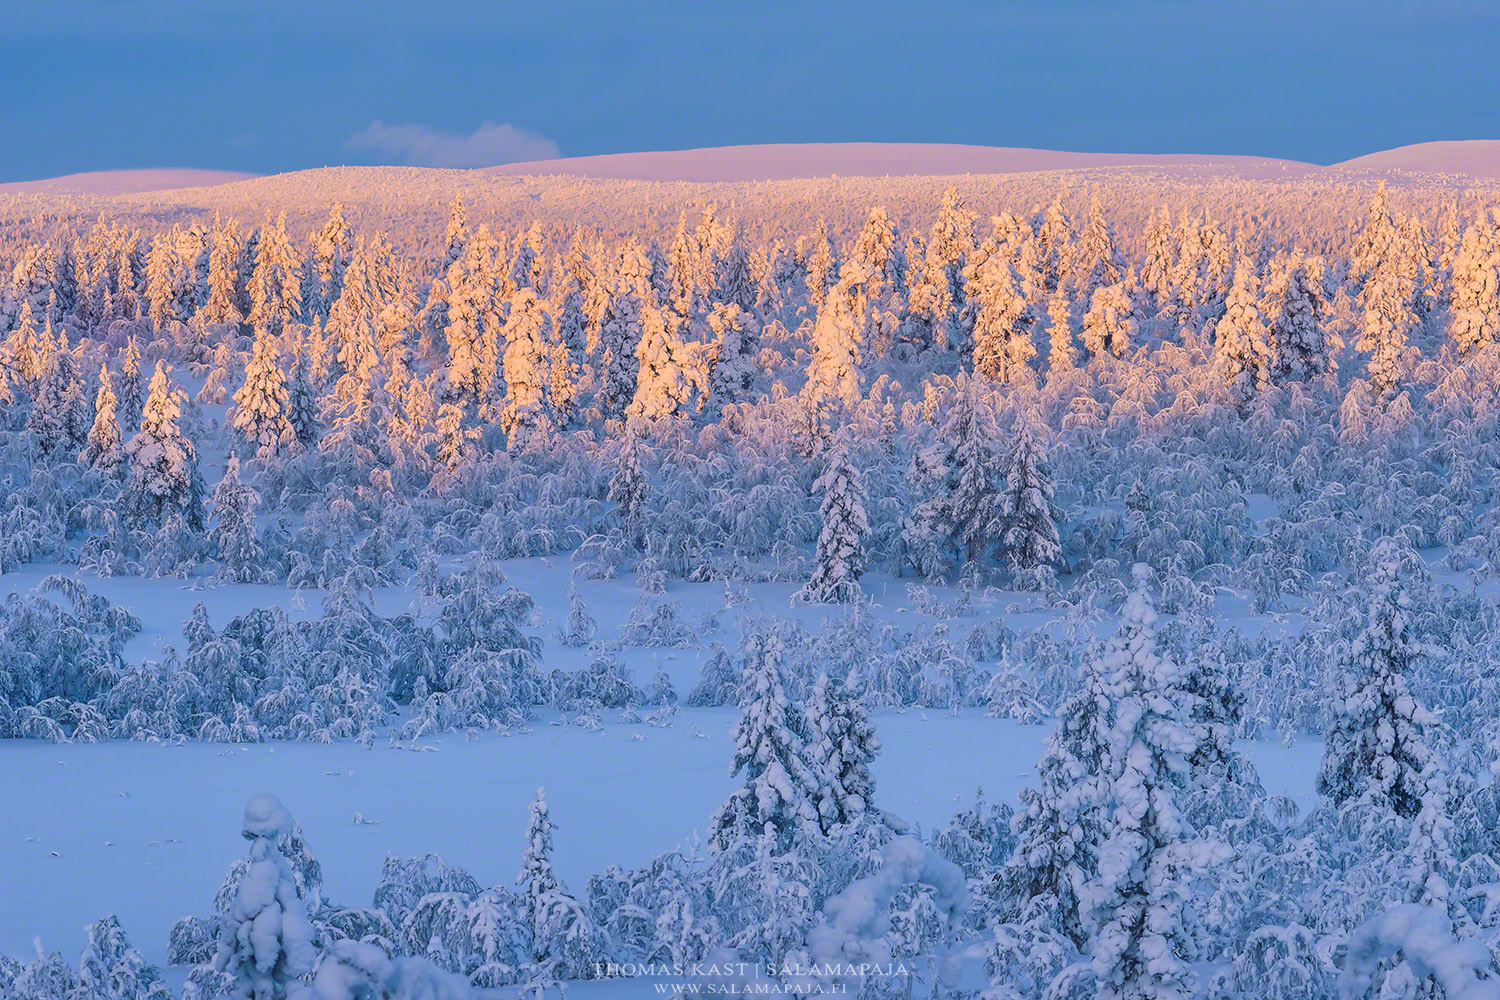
<box><xmin>0</xmin><ymin>554</ymin><xmax>1322</xmax><ymax>969</ymax></box>
<box><xmin>0</xmin><ymin>704</ymin><xmax>1320</xmax><ymax>969</ymax></box>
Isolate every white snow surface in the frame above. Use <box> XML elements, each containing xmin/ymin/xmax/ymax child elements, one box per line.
<box><xmin>486</xmin><ymin>143</ymin><xmax>1319</xmax><ymax>182</ymax></box>
<box><xmin>0</xmin><ymin>169</ymin><xmax>257</xmax><ymax>196</ymax></box>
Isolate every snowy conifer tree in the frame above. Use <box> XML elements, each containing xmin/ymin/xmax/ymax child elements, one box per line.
<box><xmin>1002</xmin><ymin>653</ymin><xmax>1110</xmax><ymax>946</ymax></box>
<box><xmin>1036</xmin><ymin>195</ymin><xmax>1073</xmax><ymax>292</ymax></box>
<box><xmin>1447</xmin><ymin>217</ymin><xmax>1499</xmax><ymax>355</ymax></box>
<box><xmin>208</xmin><ymin>457</ymin><xmax>263</xmax><ymax>583</ymax></box>
<box><xmin>1081</xmin><ymin>282</ymin><xmax>1136</xmax><ymax>358</ymax></box>
<box><xmin>1263</xmin><ymin>253</ymin><xmax>1329</xmax><ymax>383</ymax></box>
<box><xmin>1357</xmin><ymin>264</ymin><xmax>1418</xmax><ymax>397</ymax></box>
<box><xmin>306</xmin><ymin>202</ymin><xmax>353</xmax><ymax>321</ymax></box>
<box><xmin>80</xmin><ymin>364</ymin><xmax>124</xmax><ymax>473</ymax></box>
<box><xmin>1079</xmin><ymin>566</ymin><xmax>1225</xmax><ymax>1000</ymax></box>
<box><xmin>230</xmin><ymin>328</ymin><xmax>293</xmax><ymax>460</ymax></box>
<box><xmin>117</xmin><ymin>337</ymin><xmax>144</xmax><ymax>428</ymax></box>
<box><xmin>78</xmin><ymin>914</ymin><xmax>169</xmax><ymax>1000</ymax></box>
<box><xmin>201</xmin><ymin>217</ymin><xmax>243</xmax><ymax>329</ymax></box>
<box><xmin>968</xmin><ymin>253</ymin><xmax>1035</xmax><ymax>382</ymax></box>
<box><xmin>608</xmin><ymin>429</ymin><xmax>649</xmax><ymax>538</ymax></box>
<box><xmin>903</xmin><ymin>373</ymin><xmax>1005</xmax><ymax>576</ymax></box>
<box><xmin>704</xmin><ymin>301</ymin><xmax>758</xmax><ymax>415</ymax></box>
<box><xmin>1214</xmin><ymin>260</ymin><xmax>1274</xmax><ymax>403</ymax></box>
<box><xmin>597</xmin><ymin>245</ymin><xmax>651</xmax><ymax>418</ymax></box>
<box><xmin>6</xmin><ymin>300</ymin><xmax>43</xmax><ymax>387</ymax></box>
<box><xmin>1138</xmin><ymin>206</ymin><xmax>1178</xmax><ymax>311</ymax></box>
<box><xmin>500</xmin><ymin>288</ymin><xmax>555</xmax><ymax>447</ymax></box>
<box><xmin>629</xmin><ymin>303</ymin><xmax>706</xmax><ymax>421</ymax></box>
<box><xmin>1317</xmin><ymin>538</ymin><xmax>1437</xmax><ymax>820</ymax></box>
<box><xmin>796</xmin><ymin>439</ymin><xmax>870</xmax><ymax>603</ymax></box>
<box><xmin>1045</xmin><ymin>289</ymin><xmax>1077</xmax><ymax>374</ymax></box>
<box><xmin>908</xmin><ymin>187</ymin><xmax>976</xmax><ymax>354</ymax></box>
<box><xmin>1351</xmin><ymin>183</ymin><xmax>1401</xmax><ymax>287</ymax></box>
<box><xmin>246</xmin><ymin>213</ymin><xmax>303</xmax><ymax>338</ymax></box>
<box><xmin>1072</xmin><ymin>195</ymin><xmax>1126</xmax><ymax>296</ymax></box>
<box><xmin>999</xmin><ymin>414</ymin><xmax>1061</xmax><ymax>582</ymax></box>
<box><xmin>213</xmin><ymin>795</ymin><xmax>317</xmax><ymax>1000</ymax></box>
<box><xmin>286</xmin><ymin>339</ymin><xmax>320</xmax><ymax>450</ymax></box>
<box><xmin>803</xmin><ymin>218</ymin><xmax>837</xmax><ymax>310</ymax></box>
<box><xmin>800</xmin><ymin>670</ymin><xmax>880</xmax><ymax>833</ymax></box>
<box><xmin>803</xmin><ymin>275</ymin><xmax>865</xmax><ymax>410</ymax></box>
<box><xmin>518</xmin><ymin>787</ymin><xmax>561</xmax><ymax>955</ymax></box>
<box><xmin>123</xmin><ymin>361</ymin><xmax>205</xmax><ymax>530</ymax></box>
<box><xmin>708</xmin><ymin>628</ymin><xmax>820</xmax><ymax>853</ymax></box>
<box><xmin>515</xmin><ymin>788</ymin><xmax>600</xmax><ymax>980</ymax></box>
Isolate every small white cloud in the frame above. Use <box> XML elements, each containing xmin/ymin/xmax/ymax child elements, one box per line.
<box><xmin>347</xmin><ymin>120</ymin><xmax>560</xmax><ymax>168</ymax></box>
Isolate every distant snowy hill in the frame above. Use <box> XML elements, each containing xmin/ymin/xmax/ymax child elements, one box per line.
<box><xmin>1332</xmin><ymin>140</ymin><xmax>1500</xmax><ymax>179</ymax></box>
<box><xmin>0</xmin><ymin>168</ymin><xmax>256</xmax><ymax>196</ymax></box>
<box><xmin>4</xmin><ymin>141</ymin><xmax>1494</xmax><ymax>200</ymax></box>
<box><xmin>486</xmin><ymin>142</ymin><xmax>1318</xmax><ymax>182</ymax></box>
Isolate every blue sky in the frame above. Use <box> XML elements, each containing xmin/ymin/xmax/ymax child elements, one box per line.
<box><xmin>5</xmin><ymin>0</ymin><xmax>1497</xmax><ymax>181</ymax></box>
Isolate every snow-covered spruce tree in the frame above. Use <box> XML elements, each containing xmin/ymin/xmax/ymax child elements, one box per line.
<box><xmin>908</xmin><ymin>186</ymin><xmax>976</xmax><ymax>354</ymax></box>
<box><xmin>1035</xmin><ymin>195</ymin><xmax>1073</xmax><ymax>292</ymax></box>
<box><xmin>1214</xmin><ymin>259</ymin><xmax>1274</xmax><ymax>404</ymax></box>
<box><xmin>629</xmin><ymin>302</ymin><xmax>707</xmax><ymax>421</ymax></box>
<box><xmin>518</xmin><ymin>786</ymin><xmax>560</xmax><ymax>963</ymax></box>
<box><xmin>285</xmin><ymin>340</ymin><xmax>320</xmax><ymax>450</ymax></box>
<box><xmin>967</xmin><ymin>252</ymin><xmax>1035</xmax><ymax>382</ymax></box>
<box><xmin>708</xmin><ymin>627</ymin><xmax>820</xmax><ymax>853</ymax></box>
<box><xmin>803</xmin><ymin>270</ymin><xmax>866</xmax><ymax>411</ymax></box>
<box><xmin>27</xmin><ymin>327</ymin><xmax>80</xmax><ymax>458</ymax></box>
<box><xmin>1357</xmin><ymin>263</ymin><xmax>1418</xmax><ymax>398</ymax></box>
<box><xmin>1081</xmin><ymin>282</ymin><xmax>1136</xmax><ymax>358</ymax></box>
<box><xmin>597</xmin><ymin>244</ymin><xmax>651</xmax><ymax>418</ymax></box>
<box><xmin>1138</xmin><ymin>206</ymin><xmax>1177</xmax><ymax>312</ymax></box>
<box><xmin>849</xmin><ymin>206</ymin><xmax>906</xmax><ymax>306</ymax></box>
<box><xmin>441</xmin><ymin>228</ymin><xmax>500</xmax><ymax>411</ymax></box>
<box><xmin>1072</xmin><ymin>195</ymin><xmax>1125</xmax><ymax>297</ymax></box>
<box><xmin>1000</xmin><ymin>652</ymin><xmax>1110</xmax><ymax>945</ymax></box>
<box><xmin>1350</xmin><ymin>183</ymin><xmax>1402</xmax><ymax>287</ymax></box>
<box><xmin>500</xmin><ymin>287</ymin><xmax>555</xmax><ymax>448</ymax></box>
<box><xmin>78</xmin><ymin>914</ymin><xmax>171</xmax><ymax>1000</ymax></box>
<box><xmin>213</xmin><ymin>795</ymin><xmax>317</xmax><ymax>1000</ymax></box>
<box><xmin>516</xmin><ymin>787</ymin><xmax>600</xmax><ymax>981</ymax></box>
<box><xmin>1317</xmin><ymin>538</ymin><xmax>1437</xmax><ymax>821</ymax></box>
<box><xmin>144</xmin><ymin>231</ymin><xmax>183</xmax><ymax>332</ymax></box>
<box><xmin>803</xmin><ymin>217</ymin><xmax>838</xmax><ymax>310</ymax></box>
<box><xmin>704</xmin><ymin>301</ymin><xmax>758</xmax><ymax>415</ymax></box>
<box><xmin>1045</xmin><ymin>289</ymin><xmax>1077</xmax><ymax>374</ymax></box>
<box><xmin>208</xmin><ymin>457</ymin><xmax>263</xmax><ymax>583</ymax></box>
<box><xmin>1078</xmin><ymin>566</ymin><xmax>1226</xmax><ymax>1000</ymax></box>
<box><xmin>1263</xmin><ymin>253</ymin><xmax>1329</xmax><ymax>383</ymax></box>
<box><xmin>800</xmin><ymin>669</ymin><xmax>880</xmax><ymax>833</ymax></box>
<box><xmin>998</xmin><ymin>413</ymin><xmax>1061</xmax><ymax>584</ymax></box>
<box><xmin>231</xmin><ymin>326</ymin><xmax>294</xmax><ymax>460</ymax></box>
<box><xmin>117</xmin><ymin>337</ymin><xmax>144</xmax><ymax>428</ymax></box>
<box><xmin>1447</xmin><ymin>216</ymin><xmax>1499</xmax><ymax>356</ymax></box>
<box><xmin>6</xmin><ymin>299</ymin><xmax>44</xmax><ymax>388</ymax></box>
<box><xmin>903</xmin><ymin>373</ymin><xmax>1005</xmax><ymax>577</ymax></box>
<box><xmin>246</xmin><ymin>213</ymin><xmax>303</xmax><ymax>338</ymax></box>
<box><xmin>608</xmin><ymin>429</ymin><xmax>649</xmax><ymax>540</ymax></box>
<box><xmin>201</xmin><ymin>216</ymin><xmax>243</xmax><ymax>329</ymax></box>
<box><xmin>123</xmin><ymin>361</ymin><xmax>205</xmax><ymax>531</ymax></box>
<box><xmin>305</xmin><ymin>201</ymin><xmax>353</xmax><ymax>322</ymax></box>
<box><xmin>796</xmin><ymin>438</ymin><xmax>870</xmax><ymax>604</ymax></box>
<box><xmin>80</xmin><ymin>363</ymin><xmax>124</xmax><ymax>474</ymax></box>
<box><xmin>557</xmin><ymin>583</ymin><xmax>598</xmax><ymax>647</ymax></box>
<box><xmin>419</xmin><ymin>195</ymin><xmax>470</xmax><ymax>343</ymax></box>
